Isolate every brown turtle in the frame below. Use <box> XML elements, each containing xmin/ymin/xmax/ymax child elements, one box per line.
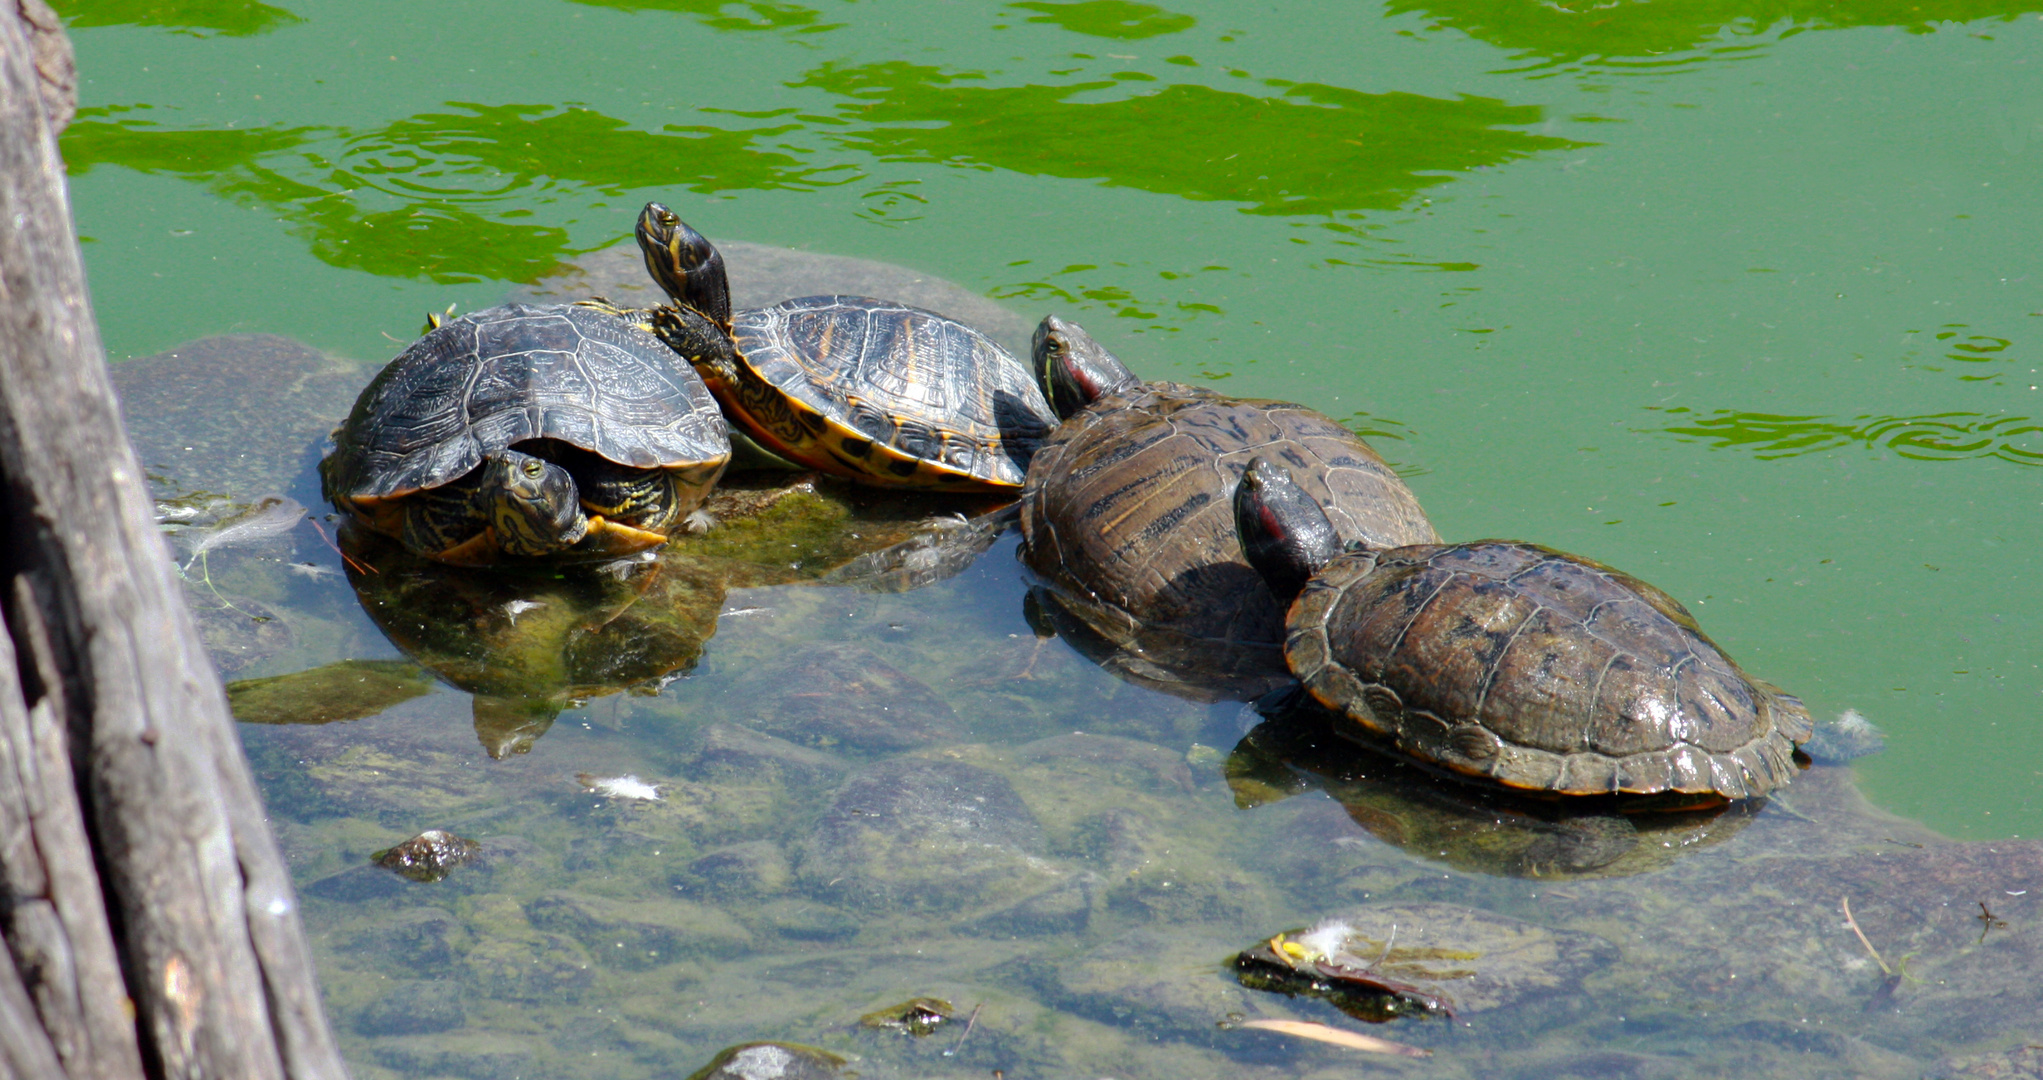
<box><xmin>1017</xmin><ymin>316</ymin><xmax>1438</xmax><ymax>697</ymax></box>
<box><xmin>1233</xmin><ymin>457</ymin><xmax>1812</xmax><ymax>799</ymax></box>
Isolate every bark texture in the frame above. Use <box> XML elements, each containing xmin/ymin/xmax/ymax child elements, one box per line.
<box><xmin>0</xmin><ymin>7</ymin><xmax>348</xmax><ymax>1078</ymax></box>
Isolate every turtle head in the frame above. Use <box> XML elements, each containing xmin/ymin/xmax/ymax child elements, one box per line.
<box><xmin>1234</xmin><ymin>457</ymin><xmax>1341</xmax><ymax>604</ymax></box>
<box><xmin>1032</xmin><ymin>315</ymin><xmax>1139</xmax><ymax>420</ymax></box>
<box><xmin>483</xmin><ymin>449</ymin><xmax>590</xmax><ymax>558</ymax></box>
<box><xmin>636</xmin><ymin>202</ymin><xmax>732</xmax><ymax>329</ymax></box>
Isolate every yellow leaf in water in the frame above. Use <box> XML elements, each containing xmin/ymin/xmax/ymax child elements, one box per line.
<box><xmin>1236</xmin><ymin>1018</ymin><xmax>1431</xmax><ymax>1058</ymax></box>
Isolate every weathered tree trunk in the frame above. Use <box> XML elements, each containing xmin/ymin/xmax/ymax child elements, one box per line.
<box><xmin>0</xmin><ymin>4</ymin><xmax>349</xmax><ymax>1078</ymax></box>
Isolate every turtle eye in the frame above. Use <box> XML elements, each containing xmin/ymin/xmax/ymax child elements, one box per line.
<box><xmin>522</xmin><ymin>459</ymin><xmax>544</xmax><ymax>478</ymax></box>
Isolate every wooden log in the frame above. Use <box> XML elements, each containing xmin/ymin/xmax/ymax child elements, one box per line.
<box><xmin>12</xmin><ymin>0</ymin><xmax>73</xmax><ymax>134</ymax></box>
<box><xmin>0</xmin><ymin>581</ymin><xmax>143</xmax><ymax>1080</ymax></box>
<box><xmin>0</xmin><ymin>938</ymin><xmax>68</xmax><ymax>1080</ymax></box>
<box><xmin>0</xmin><ymin>6</ymin><xmax>349</xmax><ymax>1079</ymax></box>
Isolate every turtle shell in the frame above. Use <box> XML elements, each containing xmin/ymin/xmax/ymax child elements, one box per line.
<box><xmin>723</xmin><ymin>295</ymin><xmax>1055</xmax><ymax>489</ymax></box>
<box><xmin>1285</xmin><ymin>541</ymin><xmax>1814</xmax><ymax>799</ymax></box>
<box><xmin>326</xmin><ymin>303</ymin><xmax>726</xmax><ymax>506</ymax></box>
<box><xmin>1018</xmin><ymin>382</ymin><xmax>1439</xmax><ymax>693</ymax></box>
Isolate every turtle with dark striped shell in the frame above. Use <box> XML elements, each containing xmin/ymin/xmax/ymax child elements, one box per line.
<box><xmin>1016</xmin><ymin>316</ymin><xmax>1439</xmax><ymax>699</ymax></box>
<box><xmin>322</xmin><ymin>302</ymin><xmax>729</xmax><ymax>565</ymax></box>
<box><xmin>1233</xmin><ymin>457</ymin><xmax>1812</xmax><ymax>799</ymax></box>
<box><xmin>625</xmin><ymin>202</ymin><xmax>1056</xmax><ymax>491</ymax></box>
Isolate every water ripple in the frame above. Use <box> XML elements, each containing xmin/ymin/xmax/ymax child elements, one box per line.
<box><xmin>1648</xmin><ymin>406</ymin><xmax>2043</xmax><ymax>465</ymax></box>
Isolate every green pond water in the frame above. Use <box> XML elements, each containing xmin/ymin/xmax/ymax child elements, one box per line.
<box><xmin>55</xmin><ymin>0</ymin><xmax>2043</xmax><ymax>1076</ymax></box>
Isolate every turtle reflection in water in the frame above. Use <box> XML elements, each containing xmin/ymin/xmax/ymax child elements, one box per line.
<box><xmin>327</xmin><ymin>474</ymin><xmax>1010</xmax><ymax>757</ymax></box>
<box><xmin>1228</xmin><ymin>703</ymin><xmax>1758</xmax><ymax>879</ymax></box>
<box><xmin>340</xmin><ymin>527</ymin><xmax>711</xmax><ymax>757</ymax></box>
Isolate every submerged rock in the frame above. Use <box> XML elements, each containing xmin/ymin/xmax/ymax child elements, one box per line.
<box><xmin>1573</xmin><ymin>832</ymin><xmax>2043</xmax><ymax>1050</ymax></box>
<box><xmin>227</xmin><ymin>659</ymin><xmax>436</xmax><ymax>726</ymax></box>
<box><xmin>858</xmin><ymin>996</ymin><xmax>956</xmax><ymax>1037</ymax></box>
<box><xmin>744</xmin><ymin>898</ymin><xmax>862</xmax><ymax>942</ymax></box>
<box><xmin>798</xmin><ymin>757</ymin><xmax>1056</xmax><ymax>912</ymax></box>
<box><xmin>353</xmin><ymin>979</ymin><xmax>465</xmax><ymax>1036</ymax></box>
<box><xmin>461</xmin><ymin>932</ymin><xmax>594</xmax><ymax>1003</ymax></box>
<box><xmin>523</xmin><ymin>891</ymin><xmax>752</xmax><ymax>970</ymax></box>
<box><xmin>185</xmin><ymin>586</ymin><xmax>294</xmax><ymax>676</ymax></box>
<box><xmin>373</xmin><ymin>829</ymin><xmax>481</xmax><ymax>883</ymax></box>
<box><xmin>1023</xmin><ymin>927</ymin><xmax>1256</xmax><ymax>1035</ymax></box>
<box><xmin>961</xmin><ymin>872</ymin><xmax>1102</xmax><ymax>937</ymax></box>
<box><xmin>1012</xmin><ymin>733</ymin><xmax>1197</xmax><ymax>796</ymax></box>
<box><xmin>360</xmin><ymin>1032</ymin><xmax>539</xmax><ymax>1080</ymax></box>
<box><xmin>1934</xmin><ymin>1043</ymin><xmax>2043</xmax><ymax>1079</ymax></box>
<box><xmin>690</xmin><ymin>724</ymin><xmax>849</xmax><ymax>789</ymax></box>
<box><xmin>111</xmin><ymin>333</ymin><xmax>367</xmax><ymax>504</ymax></box>
<box><xmin>683</xmin><ymin>1041</ymin><xmax>846</xmax><ymax>1080</ymax></box>
<box><xmin>731</xmin><ymin>643</ymin><xmax>963</xmax><ymax>752</ymax></box>
<box><xmin>677</xmin><ymin>840</ymin><xmax>793</xmax><ymax>899</ymax></box>
<box><xmin>342</xmin><ymin>907</ymin><xmax>469</xmax><ymax>972</ymax></box>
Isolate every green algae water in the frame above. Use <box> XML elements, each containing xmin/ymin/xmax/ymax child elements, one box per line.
<box><xmin>59</xmin><ymin>0</ymin><xmax>2043</xmax><ymax>1076</ymax></box>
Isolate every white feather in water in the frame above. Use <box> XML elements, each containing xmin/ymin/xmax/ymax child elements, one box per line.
<box><xmin>178</xmin><ymin>496</ymin><xmax>307</xmax><ymax>572</ymax></box>
<box><xmin>576</xmin><ymin>773</ymin><xmax>663</xmax><ymax>801</ymax></box>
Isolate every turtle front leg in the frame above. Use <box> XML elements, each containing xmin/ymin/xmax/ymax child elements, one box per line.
<box><xmin>578</xmin><ymin>517</ymin><xmax>673</xmax><ymax>556</ymax></box>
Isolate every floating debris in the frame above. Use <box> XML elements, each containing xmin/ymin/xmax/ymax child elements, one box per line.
<box><xmin>1237</xmin><ymin>919</ymin><xmax>1455</xmax><ymax>1020</ymax></box>
<box><xmin>285</xmin><ymin>561</ymin><xmax>339</xmax><ymax>580</ymax></box>
<box><xmin>576</xmin><ymin>773</ymin><xmax>663</xmax><ymax>801</ymax></box>
<box><xmin>1977</xmin><ymin>901</ymin><xmax>2009</xmax><ymax>943</ymax></box>
<box><xmin>1230</xmin><ymin>1017</ymin><xmax>1430</xmax><ymax>1058</ymax></box>
<box><xmin>372</xmin><ymin>829</ymin><xmax>480</xmax><ymax>883</ymax></box>
<box><xmin>941</xmin><ymin>1002</ymin><xmax>982</xmax><ymax>1057</ymax></box>
<box><xmin>500</xmin><ymin>598</ymin><xmax>545</xmax><ymax>624</ymax></box>
<box><xmin>858</xmin><ymin>996</ymin><xmax>955</xmax><ymax>1037</ymax></box>
<box><xmin>1234</xmin><ymin>903</ymin><xmax>1617</xmax><ymax>1021</ymax></box>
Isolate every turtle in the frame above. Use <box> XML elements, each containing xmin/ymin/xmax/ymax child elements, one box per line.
<box><xmin>1232</xmin><ymin>457</ymin><xmax>1814</xmax><ymax>799</ymax></box>
<box><xmin>1016</xmin><ymin>315</ymin><xmax>1439</xmax><ymax>699</ymax></box>
<box><xmin>321</xmin><ymin>302</ymin><xmax>731</xmax><ymax>565</ymax></box>
<box><xmin>617</xmin><ymin>202</ymin><xmax>1056</xmax><ymax>491</ymax></box>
